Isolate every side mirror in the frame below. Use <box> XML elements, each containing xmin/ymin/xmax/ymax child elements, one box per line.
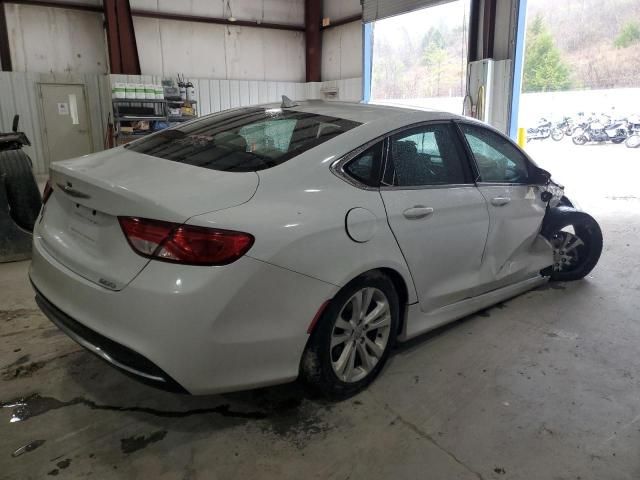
<box><xmin>12</xmin><ymin>115</ymin><xmax>19</xmax><ymax>133</ymax></box>
<box><xmin>530</xmin><ymin>166</ymin><xmax>551</xmax><ymax>185</ymax></box>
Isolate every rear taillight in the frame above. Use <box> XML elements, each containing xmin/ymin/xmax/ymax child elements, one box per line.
<box><xmin>42</xmin><ymin>180</ymin><xmax>53</xmax><ymax>204</ymax></box>
<box><xmin>118</xmin><ymin>217</ymin><xmax>254</xmax><ymax>266</ymax></box>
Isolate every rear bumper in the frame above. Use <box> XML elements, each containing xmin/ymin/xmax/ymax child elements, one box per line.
<box><xmin>30</xmin><ymin>234</ymin><xmax>338</xmax><ymax>394</ymax></box>
<box><xmin>34</xmin><ymin>287</ymin><xmax>187</xmax><ymax>393</ymax></box>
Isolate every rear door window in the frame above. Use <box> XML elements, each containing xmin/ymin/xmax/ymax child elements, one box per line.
<box><xmin>126</xmin><ymin>108</ymin><xmax>361</xmax><ymax>172</ymax></box>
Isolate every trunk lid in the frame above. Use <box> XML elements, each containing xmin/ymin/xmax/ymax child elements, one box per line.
<box><xmin>37</xmin><ymin>148</ymin><xmax>259</xmax><ymax>290</ymax></box>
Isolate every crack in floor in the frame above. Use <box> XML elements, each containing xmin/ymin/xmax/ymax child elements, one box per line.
<box><xmin>1</xmin><ymin>394</ymin><xmax>269</xmax><ymax>422</ymax></box>
<box><xmin>383</xmin><ymin>403</ymin><xmax>486</xmax><ymax>480</ymax></box>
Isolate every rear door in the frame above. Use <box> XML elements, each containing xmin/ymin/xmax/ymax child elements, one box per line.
<box><xmin>457</xmin><ymin>122</ymin><xmax>547</xmax><ymax>291</ymax></box>
<box><xmin>379</xmin><ymin>122</ymin><xmax>489</xmax><ymax>313</ymax></box>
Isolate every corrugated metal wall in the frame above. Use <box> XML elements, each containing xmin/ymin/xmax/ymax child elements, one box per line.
<box><xmin>1</xmin><ymin>72</ymin><xmax>362</xmax><ymax>175</ymax></box>
<box><xmin>0</xmin><ymin>72</ymin><xmax>110</xmax><ymax>175</ymax></box>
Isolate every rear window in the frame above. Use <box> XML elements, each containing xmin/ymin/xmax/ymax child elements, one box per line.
<box><xmin>126</xmin><ymin>107</ymin><xmax>361</xmax><ymax>172</ymax></box>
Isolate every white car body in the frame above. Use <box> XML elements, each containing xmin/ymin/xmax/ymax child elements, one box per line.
<box><xmin>30</xmin><ymin>101</ymin><xmax>556</xmax><ymax>394</ymax></box>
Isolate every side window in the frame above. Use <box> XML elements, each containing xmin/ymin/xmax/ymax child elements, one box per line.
<box><xmin>459</xmin><ymin>124</ymin><xmax>530</xmax><ymax>184</ymax></box>
<box><xmin>387</xmin><ymin>124</ymin><xmax>470</xmax><ymax>187</ymax></box>
<box><xmin>343</xmin><ymin>142</ymin><xmax>383</xmax><ymax>187</ymax></box>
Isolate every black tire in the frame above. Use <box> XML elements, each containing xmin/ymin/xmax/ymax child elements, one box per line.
<box><xmin>572</xmin><ymin>134</ymin><xmax>588</xmax><ymax>146</ymax></box>
<box><xmin>541</xmin><ymin>209</ymin><xmax>603</xmax><ymax>282</ymax></box>
<box><xmin>0</xmin><ymin>150</ymin><xmax>42</xmax><ymax>232</ymax></box>
<box><xmin>551</xmin><ymin>128</ymin><xmax>564</xmax><ymax>141</ymax></box>
<box><xmin>625</xmin><ymin>135</ymin><xmax>640</xmax><ymax>148</ymax></box>
<box><xmin>301</xmin><ymin>271</ymin><xmax>399</xmax><ymax>399</ymax></box>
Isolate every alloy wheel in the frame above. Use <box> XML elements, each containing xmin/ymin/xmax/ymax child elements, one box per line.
<box><xmin>550</xmin><ymin>230</ymin><xmax>585</xmax><ymax>272</ymax></box>
<box><xmin>330</xmin><ymin>287</ymin><xmax>391</xmax><ymax>383</ymax></box>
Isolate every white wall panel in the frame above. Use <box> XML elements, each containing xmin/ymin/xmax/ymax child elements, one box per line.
<box><xmin>324</xmin><ymin>0</ymin><xmax>362</xmax><ymax>20</ymax></box>
<box><xmin>130</xmin><ymin>0</ymin><xmax>304</xmax><ymax>26</ymax></box>
<box><xmin>133</xmin><ymin>19</ymin><xmax>305</xmax><ymax>82</ymax></box>
<box><xmin>321</xmin><ymin>22</ymin><xmax>363</xmax><ymax>81</ymax></box>
<box><xmin>5</xmin><ymin>5</ymin><xmax>107</xmax><ymax>75</ymax></box>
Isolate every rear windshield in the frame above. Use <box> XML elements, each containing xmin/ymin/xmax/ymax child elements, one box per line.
<box><xmin>126</xmin><ymin>107</ymin><xmax>361</xmax><ymax>172</ymax></box>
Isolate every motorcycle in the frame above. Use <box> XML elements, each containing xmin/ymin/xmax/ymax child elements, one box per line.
<box><xmin>551</xmin><ymin>116</ymin><xmax>575</xmax><ymax>141</ymax></box>
<box><xmin>625</xmin><ymin>114</ymin><xmax>640</xmax><ymax>148</ymax></box>
<box><xmin>0</xmin><ymin>115</ymin><xmax>31</xmax><ymax>152</ymax></box>
<box><xmin>527</xmin><ymin>118</ymin><xmax>552</xmax><ymax>141</ymax></box>
<box><xmin>572</xmin><ymin>115</ymin><xmax>628</xmax><ymax>145</ymax></box>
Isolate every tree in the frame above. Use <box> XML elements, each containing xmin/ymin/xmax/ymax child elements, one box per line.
<box><xmin>614</xmin><ymin>21</ymin><xmax>640</xmax><ymax>48</ymax></box>
<box><xmin>422</xmin><ymin>44</ymin><xmax>448</xmax><ymax>96</ymax></box>
<box><xmin>523</xmin><ymin>15</ymin><xmax>572</xmax><ymax>92</ymax></box>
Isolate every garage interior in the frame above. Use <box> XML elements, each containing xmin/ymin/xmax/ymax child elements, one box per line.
<box><xmin>1</xmin><ymin>0</ymin><xmax>639</xmax><ymax>479</ymax></box>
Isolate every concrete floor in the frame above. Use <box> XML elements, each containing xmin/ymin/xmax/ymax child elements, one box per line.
<box><xmin>1</xmin><ymin>141</ymin><xmax>640</xmax><ymax>479</ymax></box>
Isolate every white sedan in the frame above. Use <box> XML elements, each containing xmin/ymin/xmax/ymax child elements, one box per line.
<box><xmin>30</xmin><ymin>100</ymin><xmax>602</xmax><ymax>398</ymax></box>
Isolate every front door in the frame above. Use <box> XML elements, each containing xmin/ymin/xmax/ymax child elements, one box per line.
<box><xmin>457</xmin><ymin>122</ymin><xmax>548</xmax><ymax>291</ymax></box>
<box><xmin>40</xmin><ymin>84</ymin><xmax>93</xmax><ymax>165</ymax></box>
<box><xmin>380</xmin><ymin>122</ymin><xmax>490</xmax><ymax>314</ymax></box>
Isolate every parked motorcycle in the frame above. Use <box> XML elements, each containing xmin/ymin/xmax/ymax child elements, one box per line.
<box><xmin>625</xmin><ymin>114</ymin><xmax>640</xmax><ymax>148</ymax></box>
<box><xmin>0</xmin><ymin>115</ymin><xmax>31</xmax><ymax>152</ymax></box>
<box><xmin>551</xmin><ymin>116</ymin><xmax>575</xmax><ymax>141</ymax></box>
<box><xmin>572</xmin><ymin>116</ymin><xmax>628</xmax><ymax>145</ymax></box>
<box><xmin>527</xmin><ymin>118</ymin><xmax>552</xmax><ymax>141</ymax></box>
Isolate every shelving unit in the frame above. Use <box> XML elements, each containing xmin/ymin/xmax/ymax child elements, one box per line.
<box><xmin>166</xmin><ymin>99</ymin><xmax>198</xmax><ymax>123</ymax></box>
<box><xmin>112</xmin><ymin>99</ymin><xmax>168</xmax><ymax>146</ymax></box>
<box><xmin>111</xmin><ymin>97</ymin><xmax>199</xmax><ymax>146</ymax></box>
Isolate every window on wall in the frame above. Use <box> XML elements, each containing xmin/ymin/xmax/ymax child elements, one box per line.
<box><xmin>369</xmin><ymin>0</ymin><xmax>471</xmax><ymax>114</ymax></box>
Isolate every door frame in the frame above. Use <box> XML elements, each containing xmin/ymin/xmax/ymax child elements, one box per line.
<box><xmin>37</xmin><ymin>82</ymin><xmax>94</xmax><ymax>168</ymax></box>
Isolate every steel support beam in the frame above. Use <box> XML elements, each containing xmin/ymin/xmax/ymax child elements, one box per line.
<box><xmin>0</xmin><ymin>1</ymin><xmax>12</xmax><ymax>71</ymax></box>
<box><xmin>103</xmin><ymin>0</ymin><xmax>140</xmax><ymax>75</ymax></box>
<box><xmin>305</xmin><ymin>0</ymin><xmax>322</xmax><ymax>82</ymax></box>
<box><xmin>482</xmin><ymin>0</ymin><xmax>496</xmax><ymax>59</ymax></box>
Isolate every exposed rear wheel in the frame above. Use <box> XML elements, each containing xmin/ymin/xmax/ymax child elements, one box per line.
<box><xmin>301</xmin><ymin>272</ymin><xmax>399</xmax><ymax>399</ymax></box>
<box><xmin>625</xmin><ymin>135</ymin><xmax>640</xmax><ymax>148</ymax></box>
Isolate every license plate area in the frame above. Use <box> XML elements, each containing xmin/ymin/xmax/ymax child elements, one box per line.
<box><xmin>67</xmin><ymin>203</ymin><xmax>109</xmax><ymax>247</ymax></box>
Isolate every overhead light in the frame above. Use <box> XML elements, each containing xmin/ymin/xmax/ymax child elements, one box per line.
<box><xmin>228</xmin><ymin>16</ymin><xmax>236</xmax><ymax>22</ymax></box>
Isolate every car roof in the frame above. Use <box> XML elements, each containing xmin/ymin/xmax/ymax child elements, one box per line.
<box><xmin>261</xmin><ymin>100</ymin><xmax>465</xmax><ymax>126</ymax></box>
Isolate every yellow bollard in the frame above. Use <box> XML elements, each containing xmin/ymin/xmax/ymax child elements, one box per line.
<box><xmin>517</xmin><ymin>127</ymin><xmax>527</xmax><ymax>149</ymax></box>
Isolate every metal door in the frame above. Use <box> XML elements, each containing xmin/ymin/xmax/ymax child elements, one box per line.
<box><xmin>39</xmin><ymin>84</ymin><xmax>93</xmax><ymax>164</ymax></box>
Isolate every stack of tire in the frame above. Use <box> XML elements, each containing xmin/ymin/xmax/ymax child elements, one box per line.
<box><xmin>0</xmin><ymin>150</ymin><xmax>41</xmax><ymax>232</ymax></box>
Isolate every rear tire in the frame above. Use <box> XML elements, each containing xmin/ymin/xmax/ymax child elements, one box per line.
<box><xmin>542</xmin><ymin>210</ymin><xmax>602</xmax><ymax>282</ymax></box>
<box><xmin>0</xmin><ymin>150</ymin><xmax>41</xmax><ymax>232</ymax></box>
<box><xmin>301</xmin><ymin>272</ymin><xmax>399</xmax><ymax>399</ymax></box>
<box><xmin>551</xmin><ymin>128</ymin><xmax>564</xmax><ymax>141</ymax></box>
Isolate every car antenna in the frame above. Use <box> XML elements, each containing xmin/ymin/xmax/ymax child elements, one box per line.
<box><xmin>281</xmin><ymin>95</ymin><xmax>298</xmax><ymax>108</ymax></box>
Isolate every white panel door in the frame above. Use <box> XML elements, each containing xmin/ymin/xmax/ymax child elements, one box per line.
<box><xmin>40</xmin><ymin>84</ymin><xmax>93</xmax><ymax>164</ymax></box>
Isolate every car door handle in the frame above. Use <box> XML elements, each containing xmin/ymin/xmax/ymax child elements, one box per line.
<box><xmin>491</xmin><ymin>197</ymin><xmax>511</xmax><ymax>206</ymax></box>
<box><xmin>403</xmin><ymin>206</ymin><xmax>434</xmax><ymax>219</ymax></box>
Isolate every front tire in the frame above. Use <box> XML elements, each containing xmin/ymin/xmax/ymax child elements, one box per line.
<box><xmin>301</xmin><ymin>272</ymin><xmax>399</xmax><ymax>399</ymax></box>
<box><xmin>551</xmin><ymin>128</ymin><xmax>564</xmax><ymax>141</ymax></box>
<box><xmin>625</xmin><ymin>134</ymin><xmax>640</xmax><ymax>148</ymax></box>
<box><xmin>542</xmin><ymin>210</ymin><xmax>603</xmax><ymax>281</ymax></box>
<box><xmin>572</xmin><ymin>134</ymin><xmax>588</xmax><ymax>145</ymax></box>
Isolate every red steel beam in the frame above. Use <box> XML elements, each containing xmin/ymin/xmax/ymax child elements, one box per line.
<box><xmin>482</xmin><ymin>0</ymin><xmax>496</xmax><ymax>59</ymax></box>
<box><xmin>305</xmin><ymin>0</ymin><xmax>322</xmax><ymax>82</ymax></box>
<box><xmin>0</xmin><ymin>1</ymin><xmax>12</xmax><ymax>71</ymax></box>
<box><xmin>103</xmin><ymin>0</ymin><xmax>140</xmax><ymax>75</ymax></box>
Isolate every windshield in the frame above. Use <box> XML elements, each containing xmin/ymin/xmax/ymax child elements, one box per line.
<box><xmin>126</xmin><ymin>107</ymin><xmax>361</xmax><ymax>172</ymax></box>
